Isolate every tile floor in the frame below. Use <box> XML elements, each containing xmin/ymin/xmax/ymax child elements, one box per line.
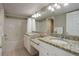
<box><xmin>3</xmin><ymin>47</ymin><xmax>31</xmax><ymax>56</ymax></box>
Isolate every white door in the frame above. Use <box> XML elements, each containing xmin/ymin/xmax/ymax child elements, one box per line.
<box><xmin>3</xmin><ymin>17</ymin><xmax>26</xmax><ymax>56</ymax></box>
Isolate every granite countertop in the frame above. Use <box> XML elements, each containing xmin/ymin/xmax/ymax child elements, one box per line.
<box><xmin>24</xmin><ymin>33</ymin><xmax>48</xmax><ymax>39</ymax></box>
<box><xmin>25</xmin><ymin>33</ymin><xmax>39</xmax><ymax>36</ymax></box>
<box><xmin>32</xmin><ymin>36</ymin><xmax>79</xmax><ymax>55</ymax></box>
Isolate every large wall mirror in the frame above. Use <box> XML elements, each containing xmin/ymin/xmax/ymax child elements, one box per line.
<box><xmin>36</xmin><ymin>18</ymin><xmax>54</xmax><ymax>34</ymax></box>
<box><xmin>36</xmin><ymin>10</ymin><xmax>79</xmax><ymax>36</ymax></box>
<box><xmin>66</xmin><ymin>10</ymin><xmax>79</xmax><ymax>36</ymax></box>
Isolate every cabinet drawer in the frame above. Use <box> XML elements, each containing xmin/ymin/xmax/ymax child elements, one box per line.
<box><xmin>31</xmin><ymin>41</ymin><xmax>40</xmax><ymax>50</ymax></box>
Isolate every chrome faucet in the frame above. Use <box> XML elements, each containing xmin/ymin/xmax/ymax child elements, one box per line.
<box><xmin>59</xmin><ymin>34</ymin><xmax>65</xmax><ymax>39</ymax></box>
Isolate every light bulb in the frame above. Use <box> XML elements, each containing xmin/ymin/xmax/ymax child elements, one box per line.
<box><xmin>28</xmin><ymin>18</ymin><xmax>31</xmax><ymax>20</ymax></box>
<box><xmin>36</xmin><ymin>13</ymin><xmax>41</xmax><ymax>17</ymax></box>
<box><xmin>54</xmin><ymin>3</ymin><xmax>58</xmax><ymax>7</ymax></box>
<box><xmin>36</xmin><ymin>13</ymin><xmax>38</xmax><ymax>17</ymax></box>
<box><xmin>32</xmin><ymin>14</ymin><xmax>36</xmax><ymax>18</ymax></box>
<box><xmin>56</xmin><ymin>5</ymin><xmax>61</xmax><ymax>9</ymax></box>
<box><xmin>32</xmin><ymin>15</ymin><xmax>35</xmax><ymax>17</ymax></box>
<box><xmin>51</xmin><ymin>8</ymin><xmax>55</xmax><ymax>12</ymax></box>
<box><xmin>64</xmin><ymin>3</ymin><xmax>69</xmax><ymax>6</ymax></box>
<box><xmin>48</xmin><ymin>6</ymin><xmax>52</xmax><ymax>10</ymax></box>
<box><xmin>38</xmin><ymin>13</ymin><xmax>41</xmax><ymax>16</ymax></box>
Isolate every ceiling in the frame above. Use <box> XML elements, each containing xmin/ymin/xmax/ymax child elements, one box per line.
<box><xmin>3</xmin><ymin>3</ymin><xmax>79</xmax><ymax>19</ymax></box>
<box><xmin>3</xmin><ymin>3</ymin><xmax>49</xmax><ymax>18</ymax></box>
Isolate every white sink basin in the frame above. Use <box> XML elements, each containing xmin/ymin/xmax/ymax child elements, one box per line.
<box><xmin>51</xmin><ymin>39</ymin><xmax>68</xmax><ymax>45</ymax></box>
<box><xmin>44</xmin><ymin>36</ymin><xmax>68</xmax><ymax>45</ymax></box>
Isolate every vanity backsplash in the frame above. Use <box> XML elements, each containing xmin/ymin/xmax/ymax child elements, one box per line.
<box><xmin>51</xmin><ymin>33</ymin><xmax>79</xmax><ymax>41</ymax></box>
<box><xmin>26</xmin><ymin>32</ymin><xmax>79</xmax><ymax>41</ymax></box>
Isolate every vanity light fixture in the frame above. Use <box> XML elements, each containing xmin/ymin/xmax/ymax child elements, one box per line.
<box><xmin>32</xmin><ymin>14</ymin><xmax>36</xmax><ymax>18</ymax></box>
<box><xmin>63</xmin><ymin>3</ymin><xmax>69</xmax><ymax>6</ymax></box>
<box><xmin>36</xmin><ymin>13</ymin><xmax>41</xmax><ymax>17</ymax></box>
<box><xmin>38</xmin><ymin>13</ymin><xmax>41</xmax><ymax>16</ymax></box>
<box><xmin>48</xmin><ymin>5</ymin><xmax>55</xmax><ymax>12</ymax></box>
<box><xmin>54</xmin><ymin>3</ymin><xmax>58</xmax><ymax>7</ymax></box>
<box><xmin>53</xmin><ymin>3</ymin><xmax>61</xmax><ymax>9</ymax></box>
<box><xmin>32</xmin><ymin>13</ymin><xmax>41</xmax><ymax>18</ymax></box>
<box><xmin>32</xmin><ymin>14</ymin><xmax>35</xmax><ymax>17</ymax></box>
<box><xmin>48</xmin><ymin>6</ymin><xmax>52</xmax><ymax>10</ymax></box>
<box><xmin>51</xmin><ymin>8</ymin><xmax>55</xmax><ymax>12</ymax></box>
<box><xmin>28</xmin><ymin>18</ymin><xmax>32</xmax><ymax>20</ymax></box>
<box><xmin>56</xmin><ymin>5</ymin><xmax>61</xmax><ymax>9</ymax></box>
<box><xmin>32</xmin><ymin>3</ymin><xmax>69</xmax><ymax>18</ymax></box>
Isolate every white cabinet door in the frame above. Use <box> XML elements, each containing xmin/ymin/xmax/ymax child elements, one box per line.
<box><xmin>47</xmin><ymin>45</ymin><xmax>57</xmax><ymax>56</ymax></box>
<box><xmin>39</xmin><ymin>41</ymin><xmax>56</xmax><ymax>56</ymax></box>
<box><xmin>24</xmin><ymin>35</ymin><xmax>31</xmax><ymax>54</ymax></box>
<box><xmin>47</xmin><ymin>44</ymin><xmax>75</xmax><ymax>56</ymax></box>
<box><xmin>39</xmin><ymin>46</ymin><xmax>48</xmax><ymax>56</ymax></box>
<box><xmin>31</xmin><ymin>39</ymin><xmax>41</xmax><ymax>51</ymax></box>
<box><xmin>31</xmin><ymin>41</ymin><xmax>39</xmax><ymax>50</ymax></box>
<box><xmin>39</xmin><ymin>40</ymin><xmax>75</xmax><ymax>56</ymax></box>
<box><xmin>30</xmin><ymin>39</ymin><xmax>47</xmax><ymax>56</ymax></box>
<box><xmin>39</xmin><ymin>41</ymin><xmax>49</xmax><ymax>56</ymax></box>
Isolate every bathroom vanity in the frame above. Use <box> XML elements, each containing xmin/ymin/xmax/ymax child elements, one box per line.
<box><xmin>31</xmin><ymin>36</ymin><xmax>79</xmax><ymax>56</ymax></box>
<box><xmin>24</xmin><ymin>33</ymin><xmax>41</xmax><ymax>55</ymax></box>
